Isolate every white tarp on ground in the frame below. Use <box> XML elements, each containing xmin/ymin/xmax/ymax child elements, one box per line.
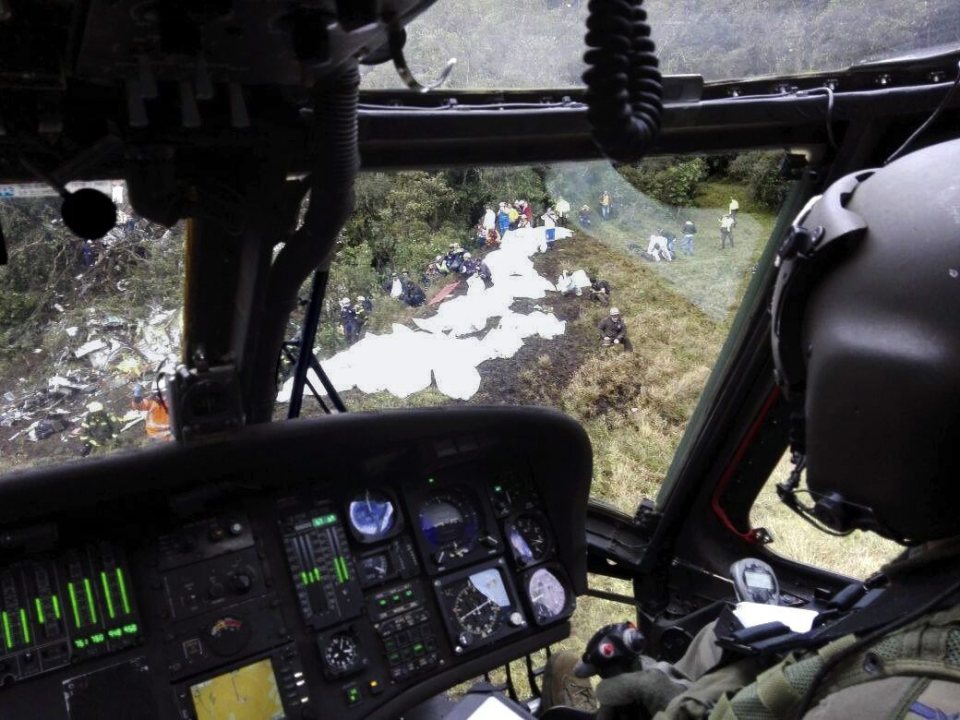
<box><xmin>277</xmin><ymin>226</ymin><xmax>572</xmax><ymax>402</ymax></box>
<box><xmin>571</xmin><ymin>269</ymin><xmax>592</xmax><ymax>289</ymax></box>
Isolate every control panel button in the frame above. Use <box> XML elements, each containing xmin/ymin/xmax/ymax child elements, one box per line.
<box><xmin>344</xmin><ymin>685</ymin><xmax>361</xmax><ymax>706</ymax></box>
<box><xmin>230</xmin><ymin>573</ymin><xmax>253</xmax><ymax>595</ymax></box>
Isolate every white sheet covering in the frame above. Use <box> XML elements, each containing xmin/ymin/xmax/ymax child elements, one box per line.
<box><xmin>278</xmin><ymin>227</ymin><xmax>571</xmax><ymax>402</ymax></box>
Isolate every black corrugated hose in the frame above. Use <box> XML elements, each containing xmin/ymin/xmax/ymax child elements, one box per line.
<box><xmin>582</xmin><ymin>0</ymin><xmax>663</xmax><ymax>162</ymax></box>
<box><xmin>247</xmin><ymin>63</ymin><xmax>361</xmax><ymax>423</ymax></box>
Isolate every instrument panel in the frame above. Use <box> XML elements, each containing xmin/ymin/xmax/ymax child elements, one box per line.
<box><xmin>0</xmin><ymin>408</ymin><xmax>591</xmax><ymax>719</ymax></box>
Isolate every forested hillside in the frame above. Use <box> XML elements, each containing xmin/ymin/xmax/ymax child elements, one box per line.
<box><xmin>363</xmin><ymin>0</ymin><xmax>960</xmax><ymax>88</ymax></box>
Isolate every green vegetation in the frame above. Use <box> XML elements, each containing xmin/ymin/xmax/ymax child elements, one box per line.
<box><xmin>362</xmin><ymin>0</ymin><xmax>960</xmax><ymax>89</ymax></box>
<box><xmin>617</xmin><ymin>158</ymin><xmax>708</xmax><ymax>208</ymax></box>
<box><xmin>0</xmin><ymin>199</ymin><xmax>182</xmax><ymax>380</ymax></box>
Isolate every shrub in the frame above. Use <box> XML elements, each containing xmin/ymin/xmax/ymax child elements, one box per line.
<box><xmin>617</xmin><ymin>157</ymin><xmax>708</xmax><ymax>208</ymax></box>
<box><xmin>727</xmin><ymin>151</ymin><xmax>788</xmax><ymax>209</ymax></box>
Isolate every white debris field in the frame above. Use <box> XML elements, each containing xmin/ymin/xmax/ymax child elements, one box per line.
<box><xmin>277</xmin><ymin>226</ymin><xmax>574</xmax><ymax>402</ymax></box>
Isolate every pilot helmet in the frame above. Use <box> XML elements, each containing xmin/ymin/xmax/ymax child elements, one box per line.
<box><xmin>771</xmin><ymin>138</ymin><xmax>960</xmax><ymax>543</ymax></box>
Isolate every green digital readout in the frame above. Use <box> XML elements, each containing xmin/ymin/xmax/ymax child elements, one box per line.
<box><xmin>311</xmin><ymin>513</ymin><xmax>338</xmax><ymax>528</ymax></box>
<box><xmin>67</xmin><ymin>582</ymin><xmax>81</xmax><ymax>629</ymax></box>
<box><xmin>300</xmin><ymin>568</ymin><xmax>323</xmax><ymax>585</ymax></box>
<box><xmin>1</xmin><ymin>611</ymin><xmax>11</xmax><ymax>650</ymax></box>
<box><xmin>116</xmin><ymin>568</ymin><xmax>132</xmax><ymax>615</ymax></box>
<box><xmin>83</xmin><ymin>578</ymin><xmax>97</xmax><ymax>624</ymax></box>
<box><xmin>101</xmin><ymin>572</ymin><xmax>116</xmax><ymax>619</ymax></box>
<box><xmin>73</xmin><ymin>623</ymin><xmax>139</xmax><ymax>650</ymax></box>
<box><xmin>333</xmin><ymin>556</ymin><xmax>350</xmax><ymax>583</ymax></box>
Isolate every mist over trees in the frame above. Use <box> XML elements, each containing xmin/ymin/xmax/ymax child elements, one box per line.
<box><xmin>363</xmin><ymin>0</ymin><xmax>960</xmax><ymax>89</ymax></box>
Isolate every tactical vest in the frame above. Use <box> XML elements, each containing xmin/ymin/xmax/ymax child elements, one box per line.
<box><xmin>709</xmin><ymin>603</ymin><xmax>960</xmax><ymax>719</ymax></box>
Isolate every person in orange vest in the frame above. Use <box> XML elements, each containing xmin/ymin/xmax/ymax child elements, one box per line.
<box><xmin>131</xmin><ymin>383</ymin><xmax>172</xmax><ymax>440</ymax></box>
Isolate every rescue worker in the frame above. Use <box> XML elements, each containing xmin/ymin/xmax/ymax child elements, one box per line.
<box><xmin>589</xmin><ymin>275</ymin><xmax>611</xmax><ymax>305</ymax></box>
<box><xmin>131</xmin><ymin>383</ymin><xmax>171</xmax><ymax>441</ymax></box>
<box><xmin>598</xmin><ymin>307</ymin><xmax>630</xmax><ymax>350</ymax></box>
<box><xmin>482</xmin><ymin>206</ymin><xmax>496</xmax><ymax>232</ymax></box>
<box><xmin>579</xmin><ymin>205</ymin><xmax>593</xmax><ymax>227</ymax></box>
<box><xmin>477</xmin><ymin>260</ymin><xmax>493</xmax><ymax>287</ymax></box>
<box><xmin>681</xmin><ymin>219</ymin><xmax>697</xmax><ymax>256</ymax></box>
<box><xmin>460</xmin><ymin>252</ymin><xmax>477</xmax><ymax>275</ymax></box>
<box><xmin>497</xmin><ymin>203</ymin><xmax>511</xmax><ymax>237</ymax></box>
<box><xmin>474</xmin><ymin>222</ymin><xmax>487</xmax><ymax>248</ymax></box>
<box><xmin>339</xmin><ymin>297</ymin><xmax>361</xmax><ymax>343</ymax></box>
<box><xmin>728</xmin><ymin>196</ymin><xmax>740</xmax><ymax>217</ymax></box>
<box><xmin>599</xmin><ymin>190</ymin><xmax>612</xmax><ymax>220</ymax></box>
<box><xmin>542</xmin><ymin>208</ymin><xmax>558</xmax><ymax>248</ymax></box>
<box><xmin>719</xmin><ymin>213</ymin><xmax>736</xmax><ymax>249</ymax></box>
<box><xmin>81</xmin><ymin>240</ymin><xmax>97</xmax><ymax>267</ymax></box>
<box><xmin>543</xmin><ymin>139</ymin><xmax>960</xmax><ymax>719</ymax></box>
<box><xmin>430</xmin><ymin>255</ymin><xmax>448</xmax><ymax>276</ymax></box>
<box><xmin>353</xmin><ymin>298</ymin><xmax>368</xmax><ymax>327</ymax></box>
<box><xmin>663</xmin><ymin>230</ymin><xmax>678</xmax><ymax>258</ymax></box>
<box><xmin>507</xmin><ymin>203</ymin><xmax>521</xmax><ymax>229</ymax></box>
<box><xmin>646</xmin><ymin>231</ymin><xmax>672</xmax><ymax>262</ymax></box>
<box><xmin>444</xmin><ymin>243</ymin><xmax>465</xmax><ymax>274</ymax></box>
<box><xmin>401</xmin><ymin>274</ymin><xmax>426</xmax><ymax>307</ymax></box>
<box><xmin>79</xmin><ymin>401</ymin><xmax>118</xmax><ymax>456</ymax></box>
<box><xmin>521</xmin><ymin>200</ymin><xmax>534</xmax><ymax>227</ymax></box>
<box><xmin>357</xmin><ymin>295</ymin><xmax>373</xmax><ymax>314</ymax></box>
<box><xmin>389</xmin><ymin>273</ymin><xmax>403</xmax><ymax>298</ymax></box>
<box><xmin>556</xmin><ymin>197</ymin><xmax>571</xmax><ymax>227</ymax></box>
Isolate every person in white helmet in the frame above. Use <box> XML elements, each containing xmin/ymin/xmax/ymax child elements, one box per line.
<box><xmin>598</xmin><ymin>307</ymin><xmax>631</xmax><ymax>350</ymax></box>
<box><xmin>79</xmin><ymin>401</ymin><xmax>119</xmax><ymax>456</ymax></box>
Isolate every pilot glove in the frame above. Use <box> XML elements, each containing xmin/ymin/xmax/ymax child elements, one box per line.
<box><xmin>596</xmin><ymin>669</ymin><xmax>686</xmax><ymax>718</ymax></box>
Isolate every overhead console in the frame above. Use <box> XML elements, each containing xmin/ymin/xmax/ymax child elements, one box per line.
<box><xmin>0</xmin><ymin>407</ymin><xmax>591</xmax><ymax>720</ymax></box>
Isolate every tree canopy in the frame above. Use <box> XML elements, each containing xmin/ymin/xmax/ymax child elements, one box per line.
<box><xmin>362</xmin><ymin>0</ymin><xmax>960</xmax><ymax>89</ymax></box>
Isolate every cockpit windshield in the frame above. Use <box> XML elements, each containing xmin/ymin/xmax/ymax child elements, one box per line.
<box><xmin>361</xmin><ymin>0</ymin><xmax>960</xmax><ymax>88</ymax></box>
<box><xmin>283</xmin><ymin>154</ymin><xmax>790</xmax><ymax>515</ymax></box>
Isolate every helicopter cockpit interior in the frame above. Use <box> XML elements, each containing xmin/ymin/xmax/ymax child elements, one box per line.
<box><xmin>1</xmin><ymin>1</ymin><xmax>959</xmax><ymax>719</ymax></box>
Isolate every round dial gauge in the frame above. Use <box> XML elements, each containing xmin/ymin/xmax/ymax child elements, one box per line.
<box><xmin>348</xmin><ymin>490</ymin><xmax>396</xmax><ymax>542</ymax></box>
<box><xmin>323</xmin><ymin>632</ymin><xmax>360</xmax><ymax>675</ymax></box>
<box><xmin>527</xmin><ymin>568</ymin><xmax>570</xmax><ymax>625</ymax></box>
<box><xmin>507</xmin><ymin>514</ymin><xmax>550</xmax><ymax>567</ymax></box>
<box><xmin>448</xmin><ymin>568</ymin><xmax>509</xmax><ymax>642</ymax></box>
<box><xmin>419</xmin><ymin>490</ymin><xmax>480</xmax><ymax>563</ymax></box>
<box><xmin>359</xmin><ymin>553</ymin><xmax>391</xmax><ymax>585</ymax></box>
<box><xmin>453</xmin><ymin>582</ymin><xmax>502</xmax><ymax>639</ymax></box>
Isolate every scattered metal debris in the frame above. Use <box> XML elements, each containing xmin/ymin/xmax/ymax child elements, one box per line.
<box><xmin>1</xmin><ymin>306</ymin><xmax>180</xmax><ymax>445</ymax></box>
